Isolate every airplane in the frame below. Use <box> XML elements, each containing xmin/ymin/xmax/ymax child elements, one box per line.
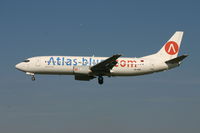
<box><xmin>15</xmin><ymin>31</ymin><xmax>188</xmax><ymax>85</ymax></box>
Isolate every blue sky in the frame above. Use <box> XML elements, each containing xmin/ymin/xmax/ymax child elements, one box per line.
<box><xmin>0</xmin><ymin>0</ymin><xmax>200</xmax><ymax>133</ymax></box>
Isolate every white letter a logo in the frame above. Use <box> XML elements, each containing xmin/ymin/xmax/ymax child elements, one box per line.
<box><xmin>168</xmin><ymin>44</ymin><xmax>176</xmax><ymax>53</ymax></box>
<box><xmin>164</xmin><ymin>41</ymin><xmax>179</xmax><ymax>55</ymax></box>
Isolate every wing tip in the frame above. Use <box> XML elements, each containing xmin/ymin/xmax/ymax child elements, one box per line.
<box><xmin>114</xmin><ymin>54</ymin><xmax>122</xmax><ymax>57</ymax></box>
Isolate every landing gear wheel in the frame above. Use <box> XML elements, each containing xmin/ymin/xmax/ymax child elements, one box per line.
<box><xmin>98</xmin><ymin>76</ymin><xmax>104</xmax><ymax>85</ymax></box>
<box><xmin>31</xmin><ymin>76</ymin><xmax>35</xmax><ymax>81</ymax></box>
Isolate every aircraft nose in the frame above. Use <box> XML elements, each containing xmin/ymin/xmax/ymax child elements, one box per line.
<box><xmin>15</xmin><ymin>63</ymin><xmax>24</xmax><ymax>71</ymax></box>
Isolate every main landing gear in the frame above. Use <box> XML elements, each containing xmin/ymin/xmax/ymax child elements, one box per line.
<box><xmin>98</xmin><ymin>76</ymin><xmax>104</xmax><ymax>85</ymax></box>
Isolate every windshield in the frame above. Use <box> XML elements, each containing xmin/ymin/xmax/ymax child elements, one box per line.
<box><xmin>23</xmin><ymin>60</ymin><xmax>30</xmax><ymax>62</ymax></box>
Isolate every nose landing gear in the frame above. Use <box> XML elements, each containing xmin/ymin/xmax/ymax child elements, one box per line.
<box><xmin>98</xmin><ymin>76</ymin><xmax>104</xmax><ymax>85</ymax></box>
<box><xmin>26</xmin><ymin>72</ymin><xmax>35</xmax><ymax>81</ymax></box>
<box><xmin>31</xmin><ymin>75</ymin><xmax>35</xmax><ymax>81</ymax></box>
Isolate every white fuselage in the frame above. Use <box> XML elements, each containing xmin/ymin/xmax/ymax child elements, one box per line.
<box><xmin>15</xmin><ymin>31</ymin><xmax>186</xmax><ymax>84</ymax></box>
<box><xmin>16</xmin><ymin>56</ymin><xmax>171</xmax><ymax>76</ymax></box>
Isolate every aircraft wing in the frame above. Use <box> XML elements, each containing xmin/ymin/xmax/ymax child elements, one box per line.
<box><xmin>91</xmin><ymin>54</ymin><xmax>121</xmax><ymax>75</ymax></box>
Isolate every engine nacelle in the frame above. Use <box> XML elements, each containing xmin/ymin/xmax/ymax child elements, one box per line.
<box><xmin>73</xmin><ymin>66</ymin><xmax>91</xmax><ymax>75</ymax></box>
<box><xmin>75</xmin><ymin>75</ymin><xmax>95</xmax><ymax>81</ymax></box>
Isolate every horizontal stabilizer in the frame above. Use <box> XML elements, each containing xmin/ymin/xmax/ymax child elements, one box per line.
<box><xmin>165</xmin><ymin>54</ymin><xmax>188</xmax><ymax>64</ymax></box>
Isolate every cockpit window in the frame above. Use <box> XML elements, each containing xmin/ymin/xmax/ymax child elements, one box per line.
<box><xmin>24</xmin><ymin>60</ymin><xmax>30</xmax><ymax>62</ymax></box>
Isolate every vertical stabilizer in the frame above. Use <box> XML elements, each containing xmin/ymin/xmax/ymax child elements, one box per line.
<box><xmin>155</xmin><ymin>31</ymin><xmax>184</xmax><ymax>61</ymax></box>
